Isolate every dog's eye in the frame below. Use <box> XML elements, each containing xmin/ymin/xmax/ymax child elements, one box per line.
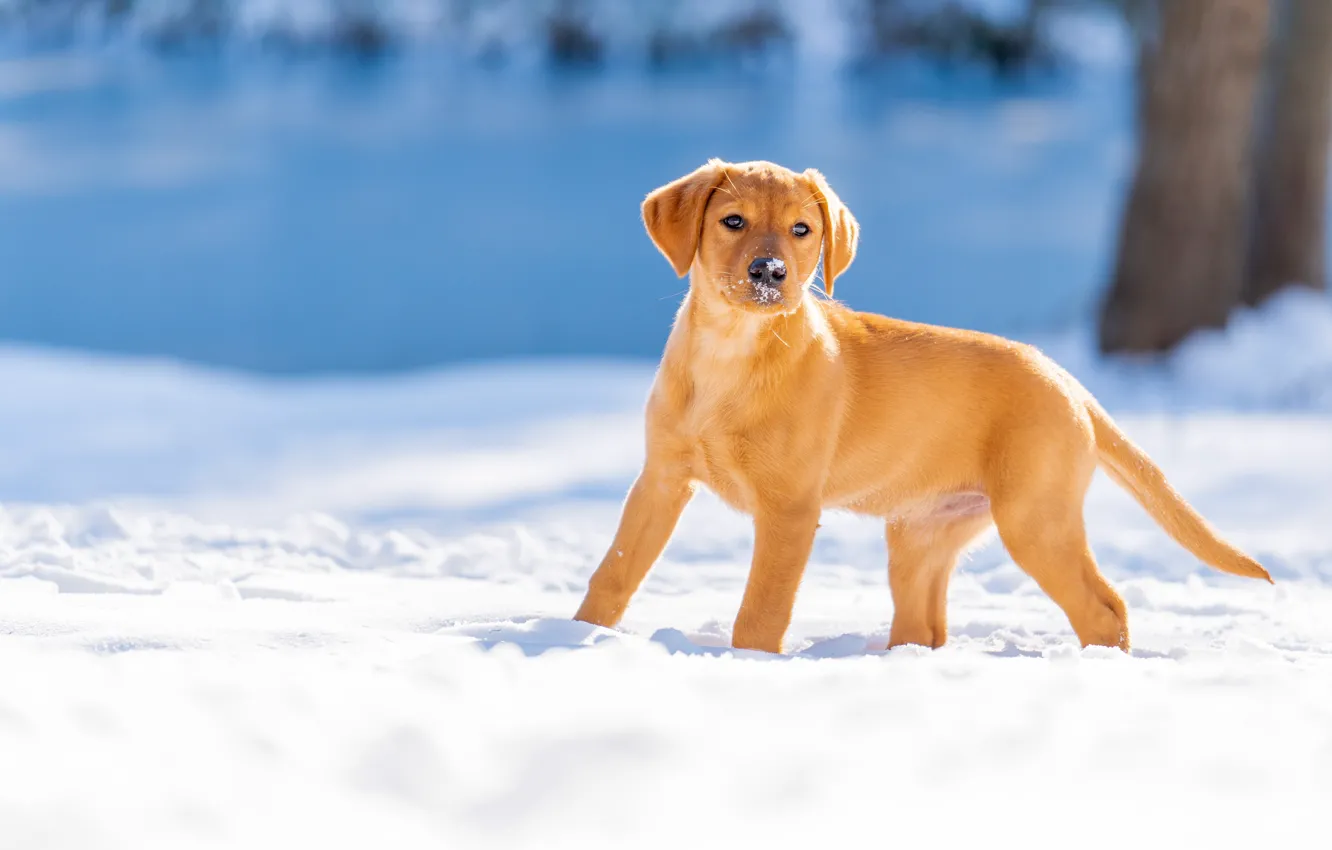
<box><xmin>722</xmin><ymin>214</ymin><xmax>745</xmax><ymax>230</ymax></box>
<box><xmin>792</xmin><ymin>222</ymin><xmax>811</xmax><ymax>238</ymax></box>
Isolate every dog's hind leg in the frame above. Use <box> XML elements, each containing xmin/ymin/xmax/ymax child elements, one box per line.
<box><xmin>988</xmin><ymin>433</ymin><xmax>1130</xmax><ymax>651</ymax></box>
<box><xmin>886</xmin><ymin>512</ymin><xmax>993</xmax><ymax>649</ymax></box>
<box><xmin>995</xmin><ymin>514</ymin><xmax>1128</xmax><ymax>650</ymax></box>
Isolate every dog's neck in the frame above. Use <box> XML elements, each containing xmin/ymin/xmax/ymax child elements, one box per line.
<box><xmin>673</xmin><ymin>276</ymin><xmax>836</xmax><ymax>368</ymax></box>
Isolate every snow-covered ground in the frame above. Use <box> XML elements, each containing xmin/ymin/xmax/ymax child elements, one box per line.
<box><xmin>3</xmin><ymin>291</ymin><xmax>1332</xmax><ymax>849</ymax></box>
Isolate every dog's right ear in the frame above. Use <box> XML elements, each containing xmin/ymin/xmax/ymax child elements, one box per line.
<box><xmin>642</xmin><ymin>159</ymin><xmax>727</xmax><ymax>278</ymax></box>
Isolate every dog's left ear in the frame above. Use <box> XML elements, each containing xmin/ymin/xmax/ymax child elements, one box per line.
<box><xmin>642</xmin><ymin>159</ymin><xmax>727</xmax><ymax>278</ymax></box>
<box><xmin>805</xmin><ymin>169</ymin><xmax>859</xmax><ymax>297</ymax></box>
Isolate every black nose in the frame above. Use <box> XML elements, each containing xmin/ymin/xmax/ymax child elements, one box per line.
<box><xmin>748</xmin><ymin>257</ymin><xmax>787</xmax><ymax>285</ymax></box>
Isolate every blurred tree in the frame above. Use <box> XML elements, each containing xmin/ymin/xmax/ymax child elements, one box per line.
<box><xmin>1099</xmin><ymin>0</ymin><xmax>1272</xmax><ymax>353</ymax></box>
<box><xmin>1244</xmin><ymin>0</ymin><xmax>1332</xmax><ymax>305</ymax></box>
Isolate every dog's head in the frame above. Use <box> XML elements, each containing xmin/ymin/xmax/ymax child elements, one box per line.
<box><xmin>642</xmin><ymin>159</ymin><xmax>858</xmax><ymax>312</ymax></box>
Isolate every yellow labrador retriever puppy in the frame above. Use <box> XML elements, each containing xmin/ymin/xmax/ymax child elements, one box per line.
<box><xmin>574</xmin><ymin>159</ymin><xmax>1270</xmax><ymax>654</ymax></box>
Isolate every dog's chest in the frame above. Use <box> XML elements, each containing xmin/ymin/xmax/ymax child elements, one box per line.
<box><xmin>680</xmin><ymin>378</ymin><xmax>783</xmax><ymax>513</ymax></box>
<box><xmin>687</xmin><ymin>431</ymin><xmax>760</xmax><ymax>512</ymax></box>
<box><xmin>677</xmin><ymin>331</ymin><xmax>761</xmax><ymax>434</ymax></box>
<box><xmin>667</xmin><ymin>315</ymin><xmax>812</xmax><ymax>511</ymax></box>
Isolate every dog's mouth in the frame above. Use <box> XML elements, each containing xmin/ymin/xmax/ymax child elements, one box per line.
<box><xmin>738</xmin><ymin>279</ymin><xmax>803</xmax><ymax>314</ymax></box>
<box><xmin>714</xmin><ymin>273</ymin><xmax>798</xmax><ymax>313</ymax></box>
<box><xmin>749</xmin><ymin>281</ymin><xmax>785</xmax><ymax>307</ymax></box>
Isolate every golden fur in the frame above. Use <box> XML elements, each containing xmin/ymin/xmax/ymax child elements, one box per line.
<box><xmin>574</xmin><ymin>159</ymin><xmax>1271</xmax><ymax>654</ymax></box>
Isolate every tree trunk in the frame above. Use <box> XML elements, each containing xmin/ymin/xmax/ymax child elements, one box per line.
<box><xmin>1099</xmin><ymin>0</ymin><xmax>1272</xmax><ymax>354</ymax></box>
<box><xmin>1244</xmin><ymin>0</ymin><xmax>1332</xmax><ymax>305</ymax></box>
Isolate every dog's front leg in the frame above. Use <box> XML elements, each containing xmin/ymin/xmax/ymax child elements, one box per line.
<box><xmin>732</xmin><ymin>500</ymin><xmax>822</xmax><ymax>654</ymax></box>
<box><xmin>573</xmin><ymin>467</ymin><xmax>694</xmax><ymax>628</ymax></box>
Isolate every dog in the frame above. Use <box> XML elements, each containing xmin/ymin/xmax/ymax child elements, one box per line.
<box><xmin>573</xmin><ymin>159</ymin><xmax>1271</xmax><ymax>654</ymax></box>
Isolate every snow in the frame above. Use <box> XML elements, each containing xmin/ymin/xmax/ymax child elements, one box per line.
<box><xmin>2</xmin><ymin>291</ymin><xmax>1332</xmax><ymax>848</ymax></box>
<box><xmin>1043</xmin><ymin>289</ymin><xmax>1332</xmax><ymax>412</ymax></box>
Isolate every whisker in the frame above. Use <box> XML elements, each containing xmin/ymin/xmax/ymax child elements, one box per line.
<box><xmin>771</xmin><ymin>327</ymin><xmax>790</xmax><ymax>348</ymax></box>
<box><xmin>723</xmin><ymin>170</ymin><xmax>745</xmax><ymax>201</ymax></box>
<box><xmin>658</xmin><ymin>287</ymin><xmax>689</xmax><ymax>301</ymax></box>
<box><xmin>809</xmin><ymin>271</ymin><xmax>830</xmax><ymax>299</ymax></box>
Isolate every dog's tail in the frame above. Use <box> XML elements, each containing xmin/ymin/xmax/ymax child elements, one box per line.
<box><xmin>1086</xmin><ymin>400</ymin><xmax>1272</xmax><ymax>583</ymax></box>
